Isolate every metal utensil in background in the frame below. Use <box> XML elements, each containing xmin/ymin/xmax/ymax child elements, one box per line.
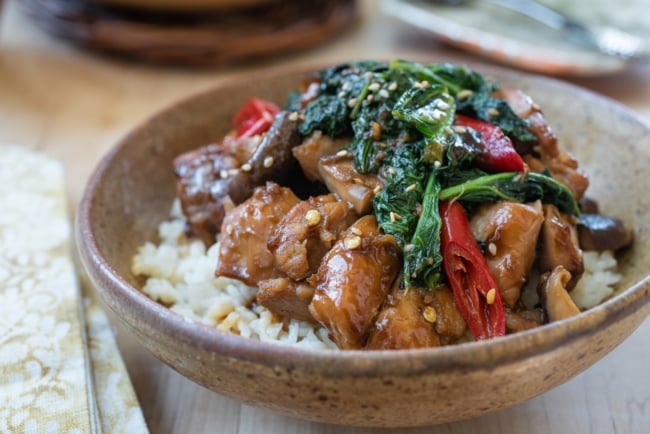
<box><xmin>435</xmin><ymin>0</ymin><xmax>650</xmax><ymax>59</ymax></box>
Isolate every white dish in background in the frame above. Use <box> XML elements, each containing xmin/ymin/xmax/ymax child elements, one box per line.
<box><xmin>381</xmin><ymin>0</ymin><xmax>650</xmax><ymax>76</ymax></box>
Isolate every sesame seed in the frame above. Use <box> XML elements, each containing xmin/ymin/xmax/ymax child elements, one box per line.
<box><xmin>350</xmin><ymin>227</ymin><xmax>362</xmax><ymax>236</ymax></box>
<box><xmin>353</xmin><ymin>177</ymin><xmax>364</xmax><ymax>185</ymax></box>
<box><xmin>220</xmin><ymin>169</ymin><xmax>229</xmax><ymax>179</ymax></box>
<box><xmin>241</xmin><ymin>163</ymin><xmax>252</xmax><ymax>172</ymax></box>
<box><xmin>387</xmin><ymin>167</ymin><xmax>396</xmax><ymax>176</ymax></box>
<box><xmin>444</xmin><ymin>126</ymin><xmax>454</xmax><ymax>136</ymax></box>
<box><xmin>342</xmin><ymin>81</ymin><xmax>352</xmax><ymax>91</ymax></box>
<box><xmin>423</xmin><ymin>306</ymin><xmax>437</xmax><ymax>323</ymax></box>
<box><xmin>453</xmin><ymin>125</ymin><xmax>467</xmax><ymax>134</ymax></box>
<box><xmin>263</xmin><ymin>156</ymin><xmax>274</xmax><ymax>168</ymax></box>
<box><xmin>344</xmin><ymin>235</ymin><xmax>362</xmax><ymax>250</ymax></box>
<box><xmin>390</xmin><ymin>211</ymin><xmax>402</xmax><ymax>222</ymax></box>
<box><xmin>366</xmin><ymin>94</ymin><xmax>374</xmax><ymax>102</ymax></box>
<box><xmin>378</xmin><ymin>89</ymin><xmax>390</xmax><ymax>99</ymax></box>
<box><xmin>432</xmin><ymin>109</ymin><xmax>446</xmax><ymax>121</ymax></box>
<box><xmin>404</xmin><ymin>243</ymin><xmax>415</xmax><ymax>252</ymax></box>
<box><xmin>457</xmin><ymin>89</ymin><xmax>473</xmax><ymax>100</ymax></box>
<box><xmin>488</xmin><ymin>242</ymin><xmax>497</xmax><ymax>256</ymax></box>
<box><xmin>347</xmin><ymin>98</ymin><xmax>358</xmax><ymax>107</ymax></box>
<box><xmin>420</xmin><ymin>80</ymin><xmax>430</xmax><ymax>88</ymax></box>
<box><xmin>486</xmin><ymin>288</ymin><xmax>497</xmax><ymax>305</ymax></box>
<box><xmin>437</xmin><ymin>100</ymin><xmax>450</xmax><ymax>110</ymax></box>
<box><xmin>426</xmin><ymin>257</ymin><xmax>434</xmax><ymax>265</ymax></box>
<box><xmin>364</xmin><ymin>71</ymin><xmax>373</xmax><ymax>80</ymax></box>
<box><xmin>415</xmin><ymin>203</ymin><xmax>422</xmax><ymax>216</ymax></box>
<box><xmin>532</xmin><ymin>102</ymin><xmax>541</xmax><ymax>111</ymax></box>
<box><xmin>371</xmin><ymin>122</ymin><xmax>381</xmax><ymax>140</ymax></box>
<box><xmin>388</xmin><ymin>82</ymin><xmax>398</xmax><ymax>91</ymax></box>
<box><xmin>368</xmin><ymin>82</ymin><xmax>381</xmax><ymax>91</ymax></box>
<box><xmin>228</xmin><ymin>168</ymin><xmax>238</xmax><ymax>176</ymax></box>
<box><xmin>433</xmin><ymin>160</ymin><xmax>442</xmax><ymax>168</ymax></box>
<box><xmin>373</xmin><ymin>185</ymin><xmax>383</xmax><ymax>194</ymax></box>
<box><xmin>336</xmin><ymin>149</ymin><xmax>348</xmax><ymax>157</ymax></box>
<box><xmin>289</xmin><ymin>111</ymin><xmax>299</xmax><ymax>121</ymax></box>
<box><xmin>225</xmin><ymin>224</ymin><xmax>234</xmax><ymax>235</ymax></box>
<box><xmin>488</xmin><ymin>107</ymin><xmax>500</xmax><ymax>117</ymax></box>
<box><xmin>338</xmin><ymin>91</ymin><xmax>346</xmax><ymax>98</ymax></box>
<box><xmin>305</xmin><ymin>209</ymin><xmax>321</xmax><ymax>227</ymax></box>
<box><xmin>405</xmin><ymin>183</ymin><xmax>417</xmax><ymax>192</ymax></box>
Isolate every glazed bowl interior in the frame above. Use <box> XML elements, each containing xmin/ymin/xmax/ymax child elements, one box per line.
<box><xmin>77</xmin><ymin>60</ymin><xmax>650</xmax><ymax>428</ymax></box>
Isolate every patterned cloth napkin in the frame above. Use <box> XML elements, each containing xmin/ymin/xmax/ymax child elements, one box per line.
<box><xmin>0</xmin><ymin>145</ymin><xmax>149</xmax><ymax>434</ymax></box>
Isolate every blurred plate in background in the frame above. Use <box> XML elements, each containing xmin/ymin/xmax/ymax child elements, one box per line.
<box><xmin>381</xmin><ymin>0</ymin><xmax>650</xmax><ymax>76</ymax></box>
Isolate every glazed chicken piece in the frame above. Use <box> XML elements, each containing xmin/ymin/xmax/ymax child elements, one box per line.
<box><xmin>318</xmin><ymin>153</ymin><xmax>384</xmax><ymax>215</ymax></box>
<box><xmin>268</xmin><ymin>194</ymin><xmax>358</xmax><ymax>281</ymax></box>
<box><xmin>256</xmin><ymin>278</ymin><xmax>316</xmax><ymax>323</ymax></box>
<box><xmin>497</xmin><ymin>89</ymin><xmax>589</xmax><ymax>200</ymax></box>
<box><xmin>292</xmin><ymin>131</ymin><xmax>348</xmax><ymax>182</ymax></box>
<box><xmin>538</xmin><ymin>204</ymin><xmax>584</xmax><ymax>290</ymax></box>
<box><xmin>427</xmin><ymin>286</ymin><xmax>467</xmax><ymax>343</ymax></box>
<box><xmin>470</xmin><ymin>201</ymin><xmax>544</xmax><ymax>308</ymax></box>
<box><xmin>216</xmin><ymin>182</ymin><xmax>299</xmax><ymax>286</ymax></box>
<box><xmin>309</xmin><ymin>215</ymin><xmax>401</xmax><ymax>349</ymax></box>
<box><xmin>505</xmin><ymin>306</ymin><xmax>544</xmax><ymax>333</ymax></box>
<box><xmin>366</xmin><ymin>284</ymin><xmax>440</xmax><ymax>350</ymax></box>
<box><xmin>538</xmin><ymin>266</ymin><xmax>581</xmax><ymax>322</ymax></box>
<box><xmin>174</xmin><ymin>112</ymin><xmax>302</xmax><ymax>245</ymax></box>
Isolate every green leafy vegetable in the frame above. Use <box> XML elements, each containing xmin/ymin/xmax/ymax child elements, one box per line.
<box><xmin>439</xmin><ymin>171</ymin><xmax>580</xmax><ymax>216</ymax></box>
<box><xmin>405</xmin><ymin>170</ymin><xmax>443</xmax><ymax>288</ymax></box>
<box><xmin>392</xmin><ymin>84</ymin><xmax>456</xmax><ymax>163</ymax></box>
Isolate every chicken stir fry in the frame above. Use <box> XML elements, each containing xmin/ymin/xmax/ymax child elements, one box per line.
<box><xmin>172</xmin><ymin>60</ymin><xmax>632</xmax><ymax>350</ymax></box>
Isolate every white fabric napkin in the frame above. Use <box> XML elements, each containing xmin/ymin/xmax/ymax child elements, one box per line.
<box><xmin>0</xmin><ymin>145</ymin><xmax>148</xmax><ymax>434</ymax></box>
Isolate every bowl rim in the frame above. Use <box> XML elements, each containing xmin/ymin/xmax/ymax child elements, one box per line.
<box><xmin>76</xmin><ymin>60</ymin><xmax>650</xmax><ymax>375</ymax></box>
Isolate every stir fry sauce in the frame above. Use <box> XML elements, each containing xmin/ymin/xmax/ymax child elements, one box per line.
<box><xmin>172</xmin><ymin>60</ymin><xmax>633</xmax><ymax>349</ymax></box>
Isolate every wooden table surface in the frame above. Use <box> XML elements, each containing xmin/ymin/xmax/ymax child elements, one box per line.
<box><xmin>2</xmin><ymin>1</ymin><xmax>649</xmax><ymax>432</ymax></box>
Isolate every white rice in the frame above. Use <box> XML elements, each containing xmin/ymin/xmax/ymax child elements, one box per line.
<box><xmin>132</xmin><ymin>200</ymin><xmax>621</xmax><ymax>348</ymax></box>
<box><xmin>131</xmin><ymin>200</ymin><xmax>336</xmax><ymax>350</ymax></box>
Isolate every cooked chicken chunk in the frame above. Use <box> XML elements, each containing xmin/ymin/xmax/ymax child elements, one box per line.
<box><xmin>257</xmin><ymin>278</ymin><xmax>315</xmax><ymax>323</ymax></box>
<box><xmin>538</xmin><ymin>266</ymin><xmax>581</xmax><ymax>322</ymax></box>
<box><xmin>498</xmin><ymin>89</ymin><xmax>589</xmax><ymax>200</ymax></box>
<box><xmin>216</xmin><ymin>182</ymin><xmax>299</xmax><ymax>286</ymax></box>
<box><xmin>309</xmin><ymin>215</ymin><xmax>401</xmax><ymax>349</ymax></box>
<box><xmin>366</xmin><ymin>284</ymin><xmax>440</xmax><ymax>350</ymax></box>
<box><xmin>427</xmin><ymin>286</ymin><xmax>467</xmax><ymax>341</ymax></box>
<box><xmin>470</xmin><ymin>201</ymin><xmax>544</xmax><ymax>308</ymax></box>
<box><xmin>268</xmin><ymin>194</ymin><xmax>358</xmax><ymax>281</ymax></box>
<box><xmin>538</xmin><ymin>204</ymin><xmax>584</xmax><ymax>290</ymax></box>
<box><xmin>292</xmin><ymin>131</ymin><xmax>348</xmax><ymax>182</ymax></box>
<box><xmin>318</xmin><ymin>153</ymin><xmax>383</xmax><ymax>215</ymax></box>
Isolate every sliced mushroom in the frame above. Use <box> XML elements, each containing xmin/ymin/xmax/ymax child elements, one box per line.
<box><xmin>317</xmin><ymin>152</ymin><xmax>383</xmax><ymax>215</ymax></box>
<box><xmin>174</xmin><ymin>111</ymin><xmax>303</xmax><ymax>244</ymax></box>
<box><xmin>538</xmin><ymin>204</ymin><xmax>584</xmax><ymax>290</ymax></box>
<box><xmin>292</xmin><ymin>130</ymin><xmax>348</xmax><ymax>182</ymax></box>
<box><xmin>538</xmin><ymin>266</ymin><xmax>581</xmax><ymax>322</ymax></box>
<box><xmin>577</xmin><ymin>214</ymin><xmax>633</xmax><ymax>252</ymax></box>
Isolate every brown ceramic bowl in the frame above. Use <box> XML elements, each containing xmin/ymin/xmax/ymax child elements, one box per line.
<box><xmin>77</xmin><ymin>60</ymin><xmax>650</xmax><ymax>428</ymax></box>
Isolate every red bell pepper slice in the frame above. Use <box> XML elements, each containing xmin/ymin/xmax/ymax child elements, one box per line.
<box><xmin>455</xmin><ymin>114</ymin><xmax>525</xmax><ymax>173</ymax></box>
<box><xmin>233</xmin><ymin>98</ymin><xmax>280</xmax><ymax>138</ymax></box>
<box><xmin>440</xmin><ymin>200</ymin><xmax>506</xmax><ymax>340</ymax></box>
